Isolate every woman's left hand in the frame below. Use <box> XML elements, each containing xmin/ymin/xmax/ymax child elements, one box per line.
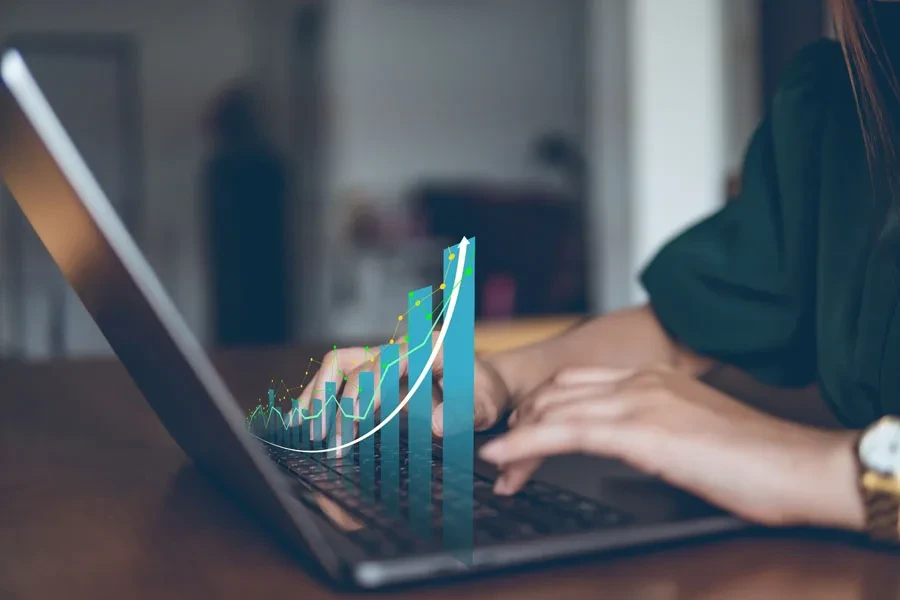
<box><xmin>479</xmin><ymin>365</ymin><xmax>864</xmax><ymax>530</ymax></box>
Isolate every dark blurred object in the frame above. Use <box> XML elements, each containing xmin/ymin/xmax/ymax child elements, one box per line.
<box><xmin>203</xmin><ymin>83</ymin><xmax>290</xmax><ymax>347</ymax></box>
<box><xmin>413</xmin><ymin>183</ymin><xmax>588</xmax><ymax>319</ymax></box>
<box><xmin>532</xmin><ymin>131</ymin><xmax>585</xmax><ymax>175</ymax></box>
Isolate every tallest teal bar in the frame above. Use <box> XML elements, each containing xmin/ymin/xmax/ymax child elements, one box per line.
<box><xmin>442</xmin><ymin>238</ymin><xmax>474</xmax><ymax>562</ymax></box>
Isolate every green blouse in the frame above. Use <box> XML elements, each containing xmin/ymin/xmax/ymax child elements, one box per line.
<box><xmin>641</xmin><ymin>40</ymin><xmax>900</xmax><ymax>428</ymax></box>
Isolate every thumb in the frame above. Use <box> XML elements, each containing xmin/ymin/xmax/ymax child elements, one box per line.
<box><xmin>432</xmin><ymin>402</ymin><xmax>444</xmax><ymax>437</ymax></box>
<box><xmin>432</xmin><ymin>376</ymin><xmax>502</xmax><ymax>437</ymax></box>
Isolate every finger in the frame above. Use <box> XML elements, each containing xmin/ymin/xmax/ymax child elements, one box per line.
<box><xmin>553</xmin><ymin>366</ymin><xmax>637</xmax><ymax>386</ymax></box>
<box><xmin>510</xmin><ymin>382</ymin><xmax>620</xmax><ymax>427</ymax></box>
<box><xmin>300</xmin><ymin>348</ymin><xmax>365</xmax><ymax>440</ymax></box>
<box><xmin>433</xmin><ymin>372</ymin><xmax>504</xmax><ymax>438</ymax></box>
<box><xmin>494</xmin><ymin>458</ymin><xmax>543</xmax><ymax>495</ymax></box>
<box><xmin>341</xmin><ymin>359</ymin><xmax>383</xmax><ymax>433</ymax></box>
<box><xmin>385</xmin><ymin>332</ymin><xmax>447</xmax><ymax>383</ymax></box>
<box><xmin>479</xmin><ymin>422</ymin><xmax>634</xmax><ymax>466</ymax></box>
<box><xmin>297</xmin><ymin>348</ymin><xmax>360</xmax><ymax>409</ymax></box>
<box><xmin>539</xmin><ymin>398</ymin><xmax>635</xmax><ymax>425</ymax></box>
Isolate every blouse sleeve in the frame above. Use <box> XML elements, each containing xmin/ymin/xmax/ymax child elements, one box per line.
<box><xmin>640</xmin><ymin>41</ymin><xmax>844</xmax><ymax>387</ymax></box>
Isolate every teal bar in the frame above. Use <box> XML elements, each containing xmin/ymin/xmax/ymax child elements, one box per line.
<box><xmin>267</xmin><ymin>389</ymin><xmax>276</xmax><ymax>443</ymax></box>
<box><xmin>273</xmin><ymin>407</ymin><xmax>284</xmax><ymax>446</ymax></box>
<box><xmin>325</xmin><ymin>382</ymin><xmax>337</xmax><ymax>458</ymax></box>
<box><xmin>380</xmin><ymin>343</ymin><xmax>400</xmax><ymax>514</ymax></box>
<box><xmin>358</xmin><ymin>372</ymin><xmax>375</xmax><ymax>497</ymax></box>
<box><xmin>340</xmin><ymin>397</ymin><xmax>356</xmax><ymax>445</ymax></box>
<box><xmin>408</xmin><ymin>286</ymin><xmax>433</xmax><ymax>535</ymax></box>
<box><xmin>442</xmin><ymin>238</ymin><xmax>474</xmax><ymax>562</ymax></box>
<box><xmin>290</xmin><ymin>399</ymin><xmax>301</xmax><ymax>449</ymax></box>
<box><xmin>309</xmin><ymin>399</ymin><xmax>322</xmax><ymax>447</ymax></box>
<box><xmin>341</xmin><ymin>396</ymin><xmax>355</xmax><ymax>489</ymax></box>
<box><xmin>301</xmin><ymin>400</ymin><xmax>312</xmax><ymax>448</ymax></box>
<box><xmin>250</xmin><ymin>402</ymin><xmax>266</xmax><ymax>438</ymax></box>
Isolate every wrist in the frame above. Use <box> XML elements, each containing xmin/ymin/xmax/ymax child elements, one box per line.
<box><xmin>481</xmin><ymin>343</ymin><xmax>550</xmax><ymax>402</ymax></box>
<box><xmin>796</xmin><ymin>430</ymin><xmax>866</xmax><ymax>532</ymax></box>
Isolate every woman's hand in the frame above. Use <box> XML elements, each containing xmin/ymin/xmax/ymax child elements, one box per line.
<box><xmin>480</xmin><ymin>365</ymin><xmax>865</xmax><ymax>531</ymax></box>
<box><xmin>296</xmin><ymin>335</ymin><xmax>512</xmax><ymax>437</ymax></box>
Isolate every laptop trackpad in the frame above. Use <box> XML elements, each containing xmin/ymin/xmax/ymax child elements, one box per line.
<box><xmin>532</xmin><ymin>454</ymin><xmax>728</xmax><ymax>524</ymax></box>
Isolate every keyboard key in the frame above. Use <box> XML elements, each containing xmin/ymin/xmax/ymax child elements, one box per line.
<box><xmin>273</xmin><ymin>439</ymin><xmax>634</xmax><ymax>552</ymax></box>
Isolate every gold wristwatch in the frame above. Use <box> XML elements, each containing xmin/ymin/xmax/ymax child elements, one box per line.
<box><xmin>856</xmin><ymin>416</ymin><xmax>900</xmax><ymax>543</ymax></box>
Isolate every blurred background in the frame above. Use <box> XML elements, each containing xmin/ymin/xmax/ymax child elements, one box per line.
<box><xmin>0</xmin><ymin>0</ymin><xmax>830</xmax><ymax>360</ymax></box>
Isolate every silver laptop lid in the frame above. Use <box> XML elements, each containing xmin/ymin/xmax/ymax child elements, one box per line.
<box><xmin>0</xmin><ymin>48</ymin><xmax>338</xmax><ymax>574</ymax></box>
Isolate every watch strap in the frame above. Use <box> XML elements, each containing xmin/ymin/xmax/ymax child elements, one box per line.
<box><xmin>862</xmin><ymin>486</ymin><xmax>900</xmax><ymax>543</ymax></box>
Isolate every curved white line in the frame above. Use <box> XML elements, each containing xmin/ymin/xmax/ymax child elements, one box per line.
<box><xmin>257</xmin><ymin>236</ymin><xmax>469</xmax><ymax>454</ymax></box>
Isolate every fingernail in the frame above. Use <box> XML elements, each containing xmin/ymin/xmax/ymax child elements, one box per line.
<box><xmin>494</xmin><ymin>475</ymin><xmax>511</xmax><ymax>495</ymax></box>
<box><xmin>508</xmin><ymin>409</ymin><xmax>518</xmax><ymax>426</ymax></box>
<box><xmin>479</xmin><ymin>440</ymin><xmax>505</xmax><ymax>462</ymax></box>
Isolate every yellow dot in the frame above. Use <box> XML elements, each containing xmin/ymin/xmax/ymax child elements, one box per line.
<box><xmin>370</xmin><ymin>357</ymin><xmax>375</xmax><ymax>362</ymax></box>
<box><xmin>398</xmin><ymin>315</ymin><xmax>403</xmax><ymax>321</ymax></box>
<box><xmin>440</xmin><ymin>283</ymin><xmax>446</xmax><ymax>290</ymax></box>
<box><xmin>449</xmin><ymin>253</ymin><xmax>456</xmax><ymax>261</ymax></box>
<box><xmin>389</xmin><ymin>338</ymin><xmax>395</xmax><ymax>344</ymax></box>
<box><xmin>415</xmin><ymin>300</ymin><xmax>421</xmax><ymax>306</ymax></box>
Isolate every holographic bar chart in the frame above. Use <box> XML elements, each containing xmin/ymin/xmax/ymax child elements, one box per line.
<box><xmin>245</xmin><ymin>237</ymin><xmax>476</xmax><ymax>563</ymax></box>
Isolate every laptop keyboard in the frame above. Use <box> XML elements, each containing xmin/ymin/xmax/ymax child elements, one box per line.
<box><xmin>264</xmin><ymin>441</ymin><xmax>634</xmax><ymax>557</ymax></box>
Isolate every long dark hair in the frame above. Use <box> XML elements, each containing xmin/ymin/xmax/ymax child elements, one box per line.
<box><xmin>832</xmin><ymin>0</ymin><xmax>900</xmax><ymax>216</ymax></box>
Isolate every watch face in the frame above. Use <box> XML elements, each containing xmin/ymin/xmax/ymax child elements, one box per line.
<box><xmin>860</xmin><ymin>418</ymin><xmax>900</xmax><ymax>475</ymax></box>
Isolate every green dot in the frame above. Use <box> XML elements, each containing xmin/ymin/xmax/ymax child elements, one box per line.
<box><xmin>465</xmin><ymin>267</ymin><xmax>473</xmax><ymax>276</ymax></box>
<box><xmin>333</xmin><ymin>345</ymin><xmax>337</xmax><ymax>350</ymax></box>
<box><xmin>404</xmin><ymin>335</ymin><xmax>409</xmax><ymax>342</ymax></box>
<box><xmin>364</xmin><ymin>345</ymin><xmax>369</xmax><ymax>351</ymax></box>
<box><xmin>343</xmin><ymin>376</ymin><xmax>348</xmax><ymax>381</ymax></box>
<box><xmin>426</xmin><ymin>313</ymin><xmax>432</xmax><ymax>320</ymax></box>
<box><xmin>409</xmin><ymin>291</ymin><xmax>414</xmax><ymax>297</ymax></box>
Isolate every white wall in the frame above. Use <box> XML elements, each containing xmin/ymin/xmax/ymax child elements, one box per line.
<box><xmin>323</xmin><ymin>0</ymin><xmax>586</xmax><ymax>204</ymax></box>
<box><xmin>0</xmin><ymin>0</ymin><xmax>255</xmax><ymax>353</ymax></box>
<box><xmin>588</xmin><ymin>0</ymin><xmax>761</xmax><ymax>311</ymax></box>
<box><xmin>315</xmin><ymin>0</ymin><xmax>587</xmax><ymax>335</ymax></box>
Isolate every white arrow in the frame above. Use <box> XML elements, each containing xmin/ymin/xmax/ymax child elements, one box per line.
<box><xmin>259</xmin><ymin>236</ymin><xmax>469</xmax><ymax>454</ymax></box>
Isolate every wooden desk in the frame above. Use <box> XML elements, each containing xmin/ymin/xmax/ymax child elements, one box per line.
<box><xmin>1</xmin><ymin>347</ymin><xmax>898</xmax><ymax>599</ymax></box>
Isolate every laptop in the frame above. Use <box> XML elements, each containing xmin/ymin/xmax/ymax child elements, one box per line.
<box><xmin>0</xmin><ymin>48</ymin><xmax>745</xmax><ymax>589</ymax></box>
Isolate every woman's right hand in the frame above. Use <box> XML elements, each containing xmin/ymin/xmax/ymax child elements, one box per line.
<box><xmin>295</xmin><ymin>334</ymin><xmax>514</xmax><ymax>438</ymax></box>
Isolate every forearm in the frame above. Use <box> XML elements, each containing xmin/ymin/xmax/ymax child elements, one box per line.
<box><xmin>486</xmin><ymin>305</ymin><xmax>714</xmax><ymax>400</ymax></box>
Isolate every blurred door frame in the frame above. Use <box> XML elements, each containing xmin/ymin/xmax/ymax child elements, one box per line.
<box><xmin>0</xmin><ymin>33</ymin><xmax>143</xmax><ymax>358</ymax></box>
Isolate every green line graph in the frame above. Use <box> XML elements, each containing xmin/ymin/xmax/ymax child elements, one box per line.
<box><xmin>244</xmin><ymin>255</ymin><xmax>472</xmax><ymax>432</ymax></box>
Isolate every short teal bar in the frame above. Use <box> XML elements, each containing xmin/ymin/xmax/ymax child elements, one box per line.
<box><xmin>290</xmin><ymin>399</ymin><xmax>301</xmax><ymax>449</ymax></box>
<box><xmin>341</xmin><ymin>396</ymin><xmax>355</xmax><ymax>489</ymax></box>
<box><xmin>325</xmin><ymin>382</ymin><xmax>337</xmax><ymax>458</ymax></box>
<box><xmin>300</xmin><ymin>400</ymin><xmax>312</xmax><ymax>448</ymax></box>
<box><xmin>267</xmin><ymin>389</ymin><xmax>276</xmax><ymax>443</ymax></box>
<box><xmin>309</xmin><ymin>399</ymin><xmax>322</xmax><ymax>447</ymax></box>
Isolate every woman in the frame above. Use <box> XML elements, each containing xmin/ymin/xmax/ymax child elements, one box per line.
<box><xmin>300</xmin><ymin>0</ymin><xmax>900</xmax><ymax>541</ymax></box>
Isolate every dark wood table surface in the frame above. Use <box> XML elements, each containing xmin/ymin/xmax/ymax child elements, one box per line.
<box><xmin>2</xmin><ymin>347</ymin><xmax>898</xmax><ymax>599</ymax></box>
